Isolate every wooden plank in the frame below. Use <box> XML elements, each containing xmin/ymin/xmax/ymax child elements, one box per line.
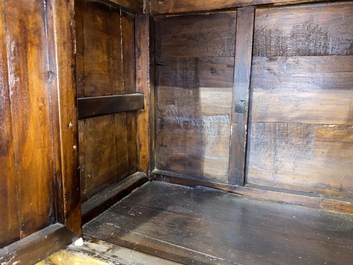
<box><xmin>78</xmin><ymin>94</ymin><xmax>144</xmax><ymax>119</ymax></box>
<box><xmin>136</xmin><ymin>15</ymin><xmax>153</xmax><ymax>174</ymax></box>
<box><xmin>79</xmin><ymin>116</ymin><xmax>119</xmax><ymax>201</ymax></box>
<box><xmin>5</xmin><ymin>0</ymin><xmax>55</xmax><ymax>238</ymax></box>
<box><xmin>253</xmin><ymin>2</ymin><xmax>353</xmax><ymax>57</ymax></box>
<box><xmin>0</xmin><ymin>224</ymin><xmax>78</xmax><ymax>265</ymax></box>
<box><xmin>152</xmin><ymin>172</ymin><xmax>353</xmax><ymax>214</ymax></box>
<box><xmin>82</xmin><ymin>172</ymin><xmax>148</xmax><ymax>223</ymax></box>
<box><xmin>50</xmin><ymin>0</ymin><xmax>82</xmax><ymax>234</ymax></box>
<box><xmin>247</xmin><ymin>123</ymin><xmax>353</xmax><ymax>198</ymax></box>
<box><xmin>155</xmin><ymin>12</ymin><xmax>236</xmax><ymax>183</ymax></box>
<box><xmin>121</xmin><ymin>11</ymin><xmax>139</xmax><ymax>175</ymax></box>
<box><xmin>82</xmin><ymin>1</ymin><xmax>111</xmax><ymax>97</ymax></box>
<box><xmin>155</xmin><ymin>13</ymin><xmax>236</xmax><ymax>59</ymax></box>
<box><xmin>0</xmin><ymin>0</ymin><xmax>19</xmax><ymax>247</ymax></box>
<box><xmin>84</xmin><ymin>181</ymin><xmax>353</xmax><ymax>264</ymax></box>
<box><xmin>228</xmin><ymin>7</ymin><xmax>254</xmax><ymax>186</ymax></box>
<box><xmin>251</xmin><ymin>56</ymin><xmax>353</xmax><ymax>124</ymax></box>
<box><xmin>149</xmin><ymin>0</ymin><xmax>336</xmax><ymax>14</ymax></box>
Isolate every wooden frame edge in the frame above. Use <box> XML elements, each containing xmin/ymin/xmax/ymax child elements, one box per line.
<box><xmin>152</xmin><ymin>171</ymin><xmax>353</xmax><ymax>214</ymax></box>
<box><xmin>0</xmin><ymin>223</ymin><xmax>78</xmax><ymax>264</ymax></box>
<box><xmin>82</xmin><ymin>172</ymin><xmax>149</xmax><ymax>224</ymax></box>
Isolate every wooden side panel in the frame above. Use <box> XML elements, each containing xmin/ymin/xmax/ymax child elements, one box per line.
<box><xmin>5</xmin><ymin>0</ymin><xmax>55</xmax><ymax>238</ymax></box>
<box><xmin>248</xmin><ymin>2</ymin><xmax>353</xmax><ymax>198</ymax></box>
<box><xmin>155</xmin><ymin>13</ymin><xmax>236</xmax><ymax>182</ymax></box>
<box><xmin>76</xmin><ymin>2</ymin><xmax>138</xmax><ymax>200</ymax></box>
<box><xmin>0</xmin><ymin>0</ymin><xmax>19</xmax><ymax>247</ymax></box>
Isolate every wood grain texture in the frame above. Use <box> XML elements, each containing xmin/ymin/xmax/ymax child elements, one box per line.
<box><xmin>0</xmin><ymin>0</ymin><xmax>19</xmax><ymax>247</ymax></box>
<box><xmin>148</xmin><ymin>0</ymin><xmax>333</xmax><ymax>14</ymax></box>
<box><xmin>248</xmin><ymin>2</ymin><xmax>353</xmax><ymax>199</ymax></box>
<box><xmin>76</xmin><ymin>2</ymin><xmax>139</xmax><ymax>200</ymax></box>
<box><xmin>84</xmin><ymin>182</ymin><xmax>353</xmax><ymax>265</ymax></box>
<box><xmin>155</xmin><ymin>12</ymin><xmax>236</xmax><ymax>183</ymax></box>
<box><xmin>153</xmin><ymin>172</ymin><xmax>353</xmax><ymax>214</ymax></box>
<box><xmin>106</xmin><ymin>0</ymin><xmax>143</xmax><ymax>13</ymax></box>
<box><xmin>50</xmin><ymin>0</ymin><xmax>82</xmax><ymax>235</ymax></box>
<box><xmin>229</xmin><ymin>7</ymin><xmax>254</xmax><ymax>186</ymax></box>
<box><xmin>136</xmin><ymin>15</ymin><xmax>153</xmax><ymax>174</ymax></box>
<box><xmin>78</xmin><ymin>93</ymin><xmax>144</xmax><ymax>119</ymax></box>
<box><xmin>0</xmin><ymin>224</ymin><xmax>78</xmax><ymax>265</ymax></box>
<box><xmin>4</xmin><ymin>0</ymin><xmax>55</xmax><ymax>239</ymax></box>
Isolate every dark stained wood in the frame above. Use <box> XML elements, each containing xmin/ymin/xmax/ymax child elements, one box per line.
<box><xmin>84</xmin><ymin>182</ymin><xmax>353</xmax><ymax>264</ymax></box>
<box><xmin>0</xmin><ymin>224</ymin><xmax>78</xmax><ymax>265</ymax></box>
<box><xmin>76</xmin><ymin>2</ymin><xmax>139</xmax><ymax>200</ymax></box>
<box><xmin>228</xmin><ymin>7</ymin><xmax>254</xmax><ymax>186</ymax></box>
<box><xmin>4</xmin><ymin>0</ymin><xmax>55</xmax><ymax>239</ymax></box>
<box><xmin>152</xmin><ymin>171</ymin><xmax>353</xmax><ymax>214</ymax></box>
<box><xmin>78</xmin><ymin>94</ymin><xmax>144</xmax><ymax>119</ymax></box>
<box><xmin>82</xmin><ymin>172</ymin><xmax>148</xmax><ymax>224</ymax></box>
<box><xmin>50</xmin><ymin>0</ymin><xmax>82</xmax><ymax>234</ymax></box>
<box><xmin>0</xmin><ymin>0</ymin><xmax>19</xmax><ymax>247</ymax></box>
<box><xmin>104</xmin><ymin>0</ymin><xmax>143</xmax><ymax>13</ymax></box>
<box><xmin>148</xmin><ymin>0</ymin><xmax>335</xmax><ymax>14</ymax></box>
<box><xmin>136</xmin><ymin>15</ymin><xmax>153</xmax><ymax>174</ymax></box>
<box><xmin>247</xmin><ymin>2</ymin><xmax>353</xmax><ymax>199</ymax></box>
<box><xmin>155</xmin><ymin>12</ymin><xmax>236</xmax><ymax>183</ymax></box>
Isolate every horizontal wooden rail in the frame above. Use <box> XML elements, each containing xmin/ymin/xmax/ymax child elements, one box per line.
<box><xmin>148</xmin><ymin>0</ymin><xmax>335</xmax><ymax>14</ymax></box>
<box><xmin>78</xmin><ymin>93</ymin><xmax>144</xmax><ymax>119</ymax></box>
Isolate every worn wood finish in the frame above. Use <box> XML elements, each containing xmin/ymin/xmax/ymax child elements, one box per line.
<box><xmin>148</xmin><ymin>0</ymin><xmax>334</xmax><ymax>14</ymax></box>
<box><xmin>229</xmin><ymin>7</ymin><xmax>255</xmax><ymax>186</ymax></box>
<box><xmin>153</xmin><ymin>171</ymin><xmax>353</xmax><ymax>214</ymax></box>
<box><xmin>84</xmin><ymin>182</ymin><xmax>353</xmax><ymax>265</ymax></box>
<box><xmin>82</xmin><ymin>172</ymin><xmax>148</xmax><ymax>224</ymax></box>
<box><xmin>0</xmin><ymin>0</ymin><xmax>62</xmax><ymax>247</ymax></box>
<box><xmin>103</xmin><ymin>0</ymin><xmax>143</xmax><ymax>13</ymax></box>
<box><xmin>155</xmin><ymin>12</ymin><xmax>236</xmax><ymax>183</ymax></box>
<box><xmin>0</xmin><ymin>0</ymin><xmax>19</xmax><ymax>247</ymax></box>
<box><xmin>76</xmin><ymin>1</ymin><xmax>139</xmax><ymax>200</ymax></box>
<box><xmin>247</xmin><ymin>2</ymin><xmax>353</xmax><ymax>198</ymax></box>
<box><xmin>136</xmin><ymin>15</ymin><xmax>154</xmax><ymax>174</ymax></box>
<box><xmin>0</xmin><ymin>224</ymin><xmax>78</xmax><ymax>265</ymax></box>
<box><xmin>37</xmin><ymin>237</ymin><xmax>181</xmax><ymax>265</ymax></box>
<box><xmin>78</xmin><ymin>94</ymin><xmax>144</xmax><ymax>119</ymax></box>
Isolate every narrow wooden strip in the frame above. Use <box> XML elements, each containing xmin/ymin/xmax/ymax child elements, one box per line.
<box><xmin>0</xmin><ymin>224</ymin><xmax>78</xmax><ymax>264</ymax></box>
<box><xmin>81</xmin><ymin>172</ymin><xmax>148</xmax><ymax>224</ymax></box>
<box><xmin>135</xmin><ymin>15</ymin><xmax>153</xmax><ymax>174</ymax></box>
<box><xmin>78</xmin><ymin>93</ymin><xmax>144</xmax><ymax>119</ymax></box>
<box><xmin>148</xmin><ymin>0</ymin><xmax>334</xmax><ymax>15</ymax></box>
<box><xmin>51</xmin><ymin>0</ymin><xmax>82</xmax><ymax>235</ymax></box>
<box><xmin>152</xmin><ymin>170</ymin><xmax>353</xmax><ymax>214</ymax></box>
<box><xmin>228</xmin><ymin>7</ymin><xmax>255</xmax><ymax>186</ymax></box>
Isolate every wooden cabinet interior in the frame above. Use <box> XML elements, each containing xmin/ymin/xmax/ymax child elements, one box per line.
<box><xmin>1</xmin><ymin>0</ymin><xmax>353</xmax><ymax>263</ymax></box>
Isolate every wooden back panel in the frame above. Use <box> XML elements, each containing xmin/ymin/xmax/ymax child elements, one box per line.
<box><xmin>247</xmin><ymin>2</ymin><xmax>353</xmax><ymax>198</ymax></box>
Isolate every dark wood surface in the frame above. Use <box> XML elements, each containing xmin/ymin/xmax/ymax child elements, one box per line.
<box><xmin>76</xmin><ymin>1</ymin><xmax>139</xmax><ymax>200</ymax></box>
<box><xmin>84</xmin><ymin>182</ymin><xmax>353</xmax><ymax>265</ymax></box>
<box><xmin>82</xmin><ymin>172</ymin><xmax>148</xmax><ymax>224</ymax></box>
<box><xmin>0</xmin><ymin>224</ymin><xmax>78</xmax><ymax>265</ymax></box>
<box><xmin>78</xmin><ymin>93</ymin><xmax>144</xmax><ymax>119</ymax></box>
<box><xmin>135</xmin><ymin>15</ymin><xmax>154</xmax><ymax>174</ymax></box>
<box><xmin>247</xmin><ymin>2</ymin><xmax>353</xmax><ymax>199</ymax></box>
<box><xmin>154</xmin><ymin>12</ymin><xmax>236</xmax><ymax>183</ymax></box>
<box><xmin>153</xmin><ymin>171</ymin><xmax>353</xmax><ymax>214</ymax></box>
<box><xmin>228</xmin><ymin>7</ymin><xmax>255</xmax><ymax>186</ymax></box>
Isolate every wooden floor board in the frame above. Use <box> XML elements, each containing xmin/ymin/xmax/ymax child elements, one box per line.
<box><xmin>83</xmin><ymin>182</ymin><xmax>353</xmax><ymax>265</ymax></box>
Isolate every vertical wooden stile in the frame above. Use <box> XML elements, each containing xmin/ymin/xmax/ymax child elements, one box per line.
<box><xmin>136</xmin><ymin>14</ymin><xmax>153</xmax><ymax>175</ymax></box>
<box><xmin>228</xmin><ymin>7</ymin><xmax>255</xmax><ymax>186</ymax></box>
